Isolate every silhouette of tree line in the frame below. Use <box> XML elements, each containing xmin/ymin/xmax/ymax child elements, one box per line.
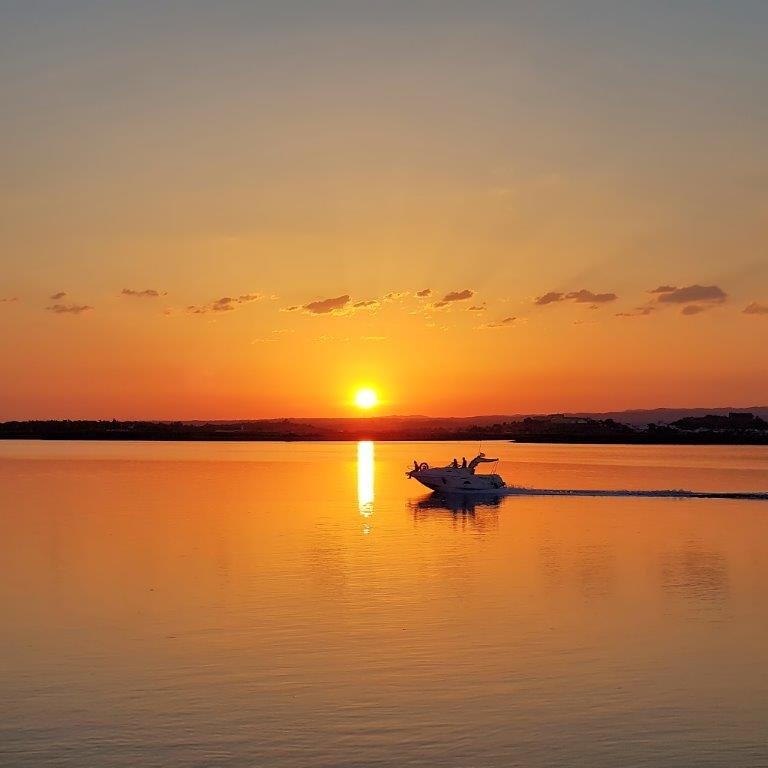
<box><xmin>1</xmin><ymin>412</ymin><xmax>767</xmax><ymax>443</ymax></box>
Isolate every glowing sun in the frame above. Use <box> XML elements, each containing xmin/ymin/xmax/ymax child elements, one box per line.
<box><xmin>354</xmin><ymin>388</ymin><xmax>379</xmax><ymax>410</ymax></box>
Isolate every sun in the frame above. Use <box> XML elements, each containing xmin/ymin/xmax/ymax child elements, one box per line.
<box><xmin>354</xmin><ymin>387</ymin><xmax>379</xmax><ymax>410</ymax></box>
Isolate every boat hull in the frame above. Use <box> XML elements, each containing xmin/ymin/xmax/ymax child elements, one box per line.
<box><xmin>410</xmin><ymin>468</ymin><xmax>506</xmax><ymax>493</ymax></box>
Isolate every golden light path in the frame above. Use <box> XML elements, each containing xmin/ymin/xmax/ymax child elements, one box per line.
<box><xmin>357</xmin><ymin>441</ymin><xmax>374</xmax><ymax>531</ymax></box>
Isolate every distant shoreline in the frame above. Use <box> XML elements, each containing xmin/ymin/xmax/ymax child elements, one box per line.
<box><xmin>2</xmin><ymin>412</ymin><xmax>768</xmax><ymax>445</ymax></box>
<box><xmin>1</xmin><ymin>437</ymin><xmax>768</xmax><ymax>445</ymax></box>
<box><xmin>1</xmin><ymin>433</ymin><xmax>767</xmax><ymax>446</ymax></box>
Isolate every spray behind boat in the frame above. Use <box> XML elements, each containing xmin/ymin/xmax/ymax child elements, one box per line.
<box><xmin>406</xmin><ymin>452</ymin><xmax>768</xmax><ymax>500</ymax></box>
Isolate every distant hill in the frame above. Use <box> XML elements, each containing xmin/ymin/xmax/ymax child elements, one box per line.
<box><xmin>2</xmin><ymin>407</ymin><xmax>768</xmax><ymax>443</ymax></box>
<box><xmin>567</xmin><ymin>407</ymin><xmax>768</xmax><ymax>427</ymax></box>
<box><xmin>189</xmin><ymin>407</ymin><xmax>768</xmax><ymax>430</ymax></box>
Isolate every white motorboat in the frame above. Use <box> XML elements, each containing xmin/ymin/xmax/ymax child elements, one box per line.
<box><xmin>406</xmin><ymin>453</ymin><xmax>506</xmax><ymax>493</ymax></box>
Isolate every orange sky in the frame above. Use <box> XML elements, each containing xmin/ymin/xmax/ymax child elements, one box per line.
<box><xmin>1</xmin><ymin>2</ymin><xmax>767</xmax><ymax>419</ymax></box>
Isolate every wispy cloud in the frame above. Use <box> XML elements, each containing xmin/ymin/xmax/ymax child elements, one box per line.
<box><xmin>314</xmin><ymin>334</ymin><xmax>351</xmax><ymax>343</ymax></box>
<box><xmin>468</xmin><ymin>304</ymin><xmax>486</xmax><ymax>312</ymax></box>
<box><xmin>416</xmin><ymin>288</ymin><xmax>431</xmax><ymax>298</ymax></box>
<box><xmin>251</xmin><ymin>328</ymin><xmax>296</xmax><ymax>343</ymax></box>
<box><xmin>49</xmin><ymin>291</ymin><xmax>66</xmax><ymax>300</ymax></box>
<box><xmin>480</xmin><ymin>316</ymin><xmax>516</xmax><ymax>329</ymax></box>
<box><xmin>534</xmin><ymin>291</ymin><xmax>564</xmax><ymax>306</ymax></box>
<box><xmin>743</xmin><ymin>301</ymin><xmax>768</xmax><ymax>315</ymax></box>
<box><xmin>383</xmin><ymin>291</ymin><xmax>409</xmax><ymax>302</ymax></box>
<box><xmin>535</xmin><ymin>289</ymin><xmax>617</xmax><ymax>307</ymax></box>
<box><xmin>433</xmin><ymin>289</ymin><xmax>474</xmax><ymax>308</ymax></box>
<box><xmin>47</xmin><ymin>303</ymin><xmax>93</xmax><ymax>315</ymax></box>
<box><xmin>187</xmin><ymin>293</ymin><xmax>262</xmax><ymax>314</ymax></box>
<box><xmin>121</xmin><ymin>288</ymin><xmax>164</xmax><ymax>298</ymax></box>
<box><xmin>616</xmin><ymin>306</ymin><xmax>655</xmax><ymax>318</ymax></box>
<box><xmin>303</xmin><ymin>294</ymin><xmax>350</xmax><ymax>315</ymax></box>
<box><xmin>565</xmin><ymin>289</ymin><xmax>617</xmax><ymax>304</ymax></box>
<box><xmin>292</xmin><ymin>289</ymin><xmax>422</xmax><ymax>316</ymax></box>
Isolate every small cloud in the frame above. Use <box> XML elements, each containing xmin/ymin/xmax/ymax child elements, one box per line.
<box><xmin>251</xmin><ymin>328</ymin><xmax>295</xmax><ymax>343</ymax></box>
<box><xmin>654</xmin><ymin>284</ymin><xmax>727</xmax><ymax>304</ymax></box>
<box><xmin>352</xmin><ymin>299</ymin><xmax>379</xmax><ymax>309</ymax></box>
<box><xmin>1</xmin><ymin>296</ymin><xmax>19</xmax><ymax>303</ymax></box>
<box><xmin>535</xmin><ymin>289</ymin><xmax>616</xmax><ymax>306</ymax></box>
<box><xmin>434</xmin><ymin>289</ymin><xmax>474</xmax><ymax>308</ymax></box>
<box><xmin>565</xmin><ymin>289</ymin><xmax>618</xmax><ymax>304</ymax></box>
<box><xmin>534</xmin><ymin>291</ymin><xmax>564</xmax><ymax>306</ymax></box>
<box><xmin>416</xmin><ymin>288</ymin><xmax>431</xmax><ymax>298</ymax></box>
<box><xmin>646</xmin><ymin>284</ymin><xmax>727</xmax><ymax>316</ymax></box>
<box><xmin>480</xmin><ymin>316</ymin><xmax>516</xmax><ymax>329</ymax></box>
<box><xmin>743</xmin><ymin>301</ymin><xmax>768</xmax><ymax>316</ymax></box>
<box><xmin>187</xmin><ymin>293</ymin><xmax>262</xmax><ymax>315</ymax></box>
<box><xmin>314</xmin><ymin>334</ymin><xmax>351</xmax><ymax>343</ymax></box>
<box><xmin>468</xmin><ymin>304</ymin><xmax>486</xmax><ymax>312</ymax></box>
<box><xmin>283</xmin><ymin>305</ymin><xmax>300</xmax><ymax>312</ymax></box>
<box><xmin>303</xmin><ymin>294</ymin><xmax>350</xmax><ymax>315</ymax></box>
<box><xmin>47</xmin><ymin>303</ymin><xmax>93</xmax><ymax>315</ymax></box>
<box><xmin>121</xmin><ymin>288</ymin><xmax>164</xmax><ymax>298</ymax></box>
<box><xmin>616</xmin><ymin>306</ymin><xmax>655</xmax><ymax>318</ymax></box>
<box><xmin>384</xmin><ymin>291</ymin><xmax>409</xmax><ymax>302</ymax></box>
<box><xmin>212</xmin><ymin>298</ymin><xmax>236</xmax><ymax>312</ymax></box>
<box><xmin>187</xmin><ymin>299</ymin><xmax>232</xmax><ymax>314</ymax></box>
<box><xmin>49</xmin><ymin>291</ymin><xmax>67</xmax><ymax>300</ymax></box>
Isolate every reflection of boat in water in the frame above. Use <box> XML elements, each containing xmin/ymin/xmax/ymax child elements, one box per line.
<box><xmin>411</xmin><ymin>491</ymin><xmax>504</xmax><ymax>515</ymax></box>
<box><xmin>409</xmin><ymin>492</ymin><xmax>502</xmax><ymax>532</ymax></box>
<box><xmin>406</xmin><ymin>453</ymin><xmax>506</xmax><ymax>493</ymax></box>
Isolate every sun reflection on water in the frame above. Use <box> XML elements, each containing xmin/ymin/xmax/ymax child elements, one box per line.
<box><xmin>357</xmin><ymin>441</ymin><xmax>374</xmax><ymax>531</ymax></box>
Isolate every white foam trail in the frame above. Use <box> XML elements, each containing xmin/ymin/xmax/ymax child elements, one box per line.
<box><xmin>501</xmin><ymin>486</ymin><xmax>768</xmax><ymax>500</ymax></box>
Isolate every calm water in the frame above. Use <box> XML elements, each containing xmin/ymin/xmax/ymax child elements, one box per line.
<box><xmin>2</xmin><ymin>440</ymin><xmax>768</xmax><ymax>767</ymax></box>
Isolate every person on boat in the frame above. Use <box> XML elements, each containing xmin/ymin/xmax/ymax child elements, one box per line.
<box><xmin>461</xmin><ymin>457</ymin><xmax>467</xmax><ymax>468</ymax></box>
<box><xmin>413</xmin><ymin>460</ymin><xmax>419</xmax><ymax>471</ymax></box>
<box><xmin>468</xmin><ymin>453</ymin><xmax>498</xmax><ymax>474</ymax></box>
<box><xmin>451</xmin><ymin>458</ymin><xmax>458</xmax><ymax>468</ymax></box>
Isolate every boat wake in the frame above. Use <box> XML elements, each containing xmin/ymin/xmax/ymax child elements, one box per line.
<box><xmin>502</xmin><ymin>486</ymin><xmax>768</xmax><ymax>500</ymax></box>
<box><xmin>406</xmin><ymin>455</ymin><xmax>768</xmax><ymax>501</ymax></box>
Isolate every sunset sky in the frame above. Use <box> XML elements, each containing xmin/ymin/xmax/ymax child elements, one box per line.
<box><xmin>2</xmin><ymin>1</ymin><xmax>767</xmax><ymax>419</ymax></box>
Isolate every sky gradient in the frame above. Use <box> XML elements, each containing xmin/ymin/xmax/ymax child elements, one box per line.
<box><xmin>2</xmin><ymin>1</ymin><xmax>767</xmax><ymax>418</ymax></box>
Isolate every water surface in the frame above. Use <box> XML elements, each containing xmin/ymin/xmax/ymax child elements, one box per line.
<box><xmin>2</xmin><ymin>441</ymin><xmax>767</xmax><ymax>767</ymax></box>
